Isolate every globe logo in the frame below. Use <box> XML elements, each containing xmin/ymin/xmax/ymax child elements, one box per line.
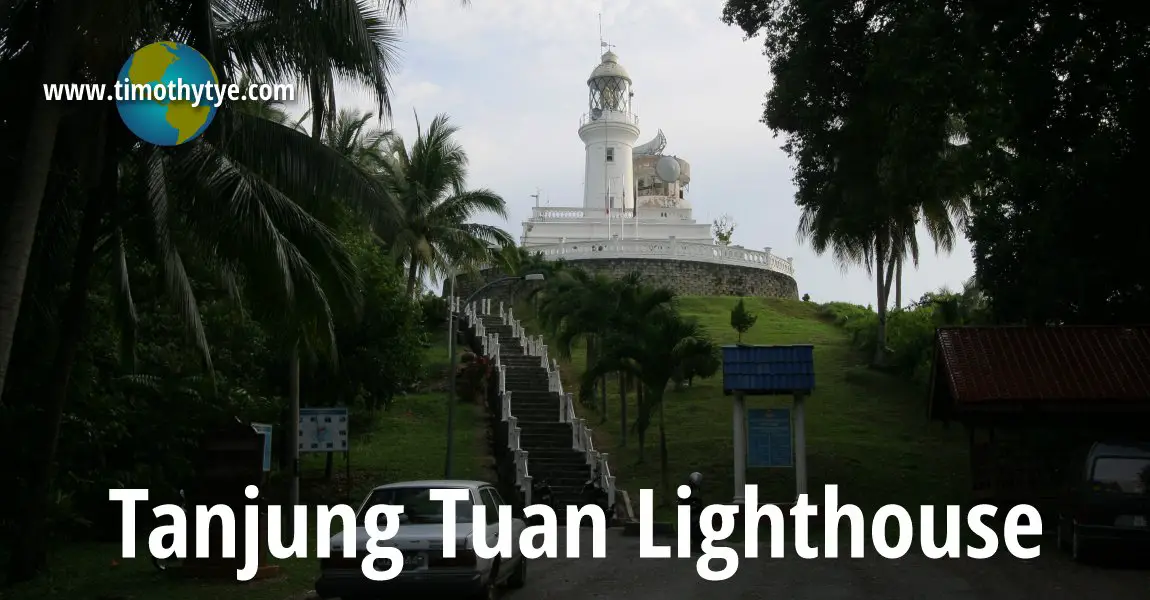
<box><xmin>115</xmin><ymin>41</ymin><xmax>219</xmax><ymax>146</ymax></box>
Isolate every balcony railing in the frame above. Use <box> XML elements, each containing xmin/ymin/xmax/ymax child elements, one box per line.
<box><xmin>526</xmin><ymin>239</ymin><xmax>795</xmax><ymax>277</ymax></box>
<box><xmin>579</xmin><ymin>111</ymin><xmax>639</xmax><ymax>128</ymax></box>
<box><xmin>528</xmin><ymin>206</ymin><xmax>697</xmax><ymax>221</ymax></box>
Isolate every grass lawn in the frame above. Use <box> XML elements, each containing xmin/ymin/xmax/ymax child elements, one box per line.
<box><xmin>5</xmin><ymin>331</ymin><xmax>495</xmax><ymax>600</ymax></box>
<box><xmin>541</xmin><ymin>296</ymin><xmax>969</xmax><ymax>521</ymax></box>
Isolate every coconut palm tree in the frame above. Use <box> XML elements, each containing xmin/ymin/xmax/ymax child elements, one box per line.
<box><xmin>377</xmin><ymin>113</ymin><xmax>513</xmax><ymax>296</ymax></box>
<box><xmin>581</xmin><ymin>305</ymin><xmax>719</xmax><ymax>497</ymax></box>
<box><xmin>324</xmin><ymin>108</ymin><xmax>396</xmax><ymax>173</ymax></box>
<box><xmin>0</xmin><ymin>0</ymin><xmax>409</xmax><ymax>405</ymax></box>
<box><xmin>1</xmin><ymin>0</ymin><xmax>413</xmax><ymax>580</ymax></box>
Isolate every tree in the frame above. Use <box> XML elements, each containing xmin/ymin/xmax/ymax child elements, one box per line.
<box><xmin>729</xmin><ymin>298</ymin><xmax>757</xmax><ymax>343</ymax></box>
<box><xmin>581</xmin><ymin>305</ymin><xmax>718</xmax><ymax>497</ymax></box>
<box><xmin>960</xmin><ymin>5</ymin><xmax>1150</xmax><ymax>324</ymax></box>
<box><xmin>1</xmin><ymin>0</ymin><xmax>409</xmax><ymax>581</ymax></box>
<box><xmin>0</xmin><ymin>0</ymin><xmax>411</xmax><ymax>407</ymax></box>
<box><xmin>712</xmin><ymin>214</ymin><xmax>736</xmax><ymax>245</ymax></box>
<box><xmin>721</xmin><ymin>0</ymin><xmax>973</xmax><ymax>365</ymax></box>
<box><xmin>378</xmin><ymin>113</ymin><xmax>514</xmax><ymax>296</ymax></box>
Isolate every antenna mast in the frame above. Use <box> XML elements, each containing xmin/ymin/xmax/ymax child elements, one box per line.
<box><xmin>530</xmin><ymin>188</ymin><xmax>541</xmax><ymax>208</ymax></box>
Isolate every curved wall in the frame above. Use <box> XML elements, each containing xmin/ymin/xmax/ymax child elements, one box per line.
<box><xmin>453</xmin><ymin>257</ymin><xmax>799</xmax><ymax>301</ymax></box>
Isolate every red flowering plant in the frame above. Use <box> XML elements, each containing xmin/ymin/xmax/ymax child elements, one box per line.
<box><xmin>455</xmin><ymin>351</ymin><xmax>493</xmax><ymax>403</ymax></box>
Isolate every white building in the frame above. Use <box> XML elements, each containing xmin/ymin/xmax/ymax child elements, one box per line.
<box><xmin>518</xmin><ymin>49</ymin><xmax>796</xmax><ymax>283</ymax></box>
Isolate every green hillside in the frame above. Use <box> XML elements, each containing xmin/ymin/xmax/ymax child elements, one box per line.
<box><xmin>553</xmin><ymin>296</ymin><xmax>968</xmax><ymax>514</ymax></box>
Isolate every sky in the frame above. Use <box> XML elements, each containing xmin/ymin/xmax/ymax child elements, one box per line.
<box><xmin>326</xmin><ymin>0</ymin><xmax>975</xmax><ymax>306</ymax></box>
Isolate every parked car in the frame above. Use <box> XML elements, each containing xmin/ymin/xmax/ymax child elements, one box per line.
<box><xmin>1055</xmin><ymin>441</ymin><xmax>1150</xmax><ymax>561</ymax></box>
<box><xmin>315</xmin><ymin>479</ymin><xmax>528</xmax><ymax>599</ymax></box>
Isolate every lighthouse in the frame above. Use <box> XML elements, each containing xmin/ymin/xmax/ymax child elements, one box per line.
<box><xmin>579</xmin><ymin>50</ymin><xmax>640</xmax><ymax>217</ymax></box>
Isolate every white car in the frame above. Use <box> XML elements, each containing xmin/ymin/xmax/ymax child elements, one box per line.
<box><xmin>315</xmin><ymin>480</ymin><xmax>528</xmax><ymax>599</ymax></box>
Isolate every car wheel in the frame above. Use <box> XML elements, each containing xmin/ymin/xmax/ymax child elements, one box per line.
<box><xmin>506</xmin><ymin>556</ymin><xmax>527</xmax><ymax>589</ymax></box>
<box><xmin>474</xmin><ymin>561</ymin><xmax>498</xmax><ymax>600</ymax></box>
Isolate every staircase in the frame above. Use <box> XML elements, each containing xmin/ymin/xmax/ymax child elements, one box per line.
<box><xmin>454</xmin><ymin>298</ymin><xmax>617</xmax><ymax>526</ymax></box>
<box><xmin>482</xmin><ymin>315</ymin><xmax>588</xmax><ymax>517</ymax></box>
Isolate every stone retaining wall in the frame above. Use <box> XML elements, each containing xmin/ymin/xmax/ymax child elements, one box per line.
<box><xmin>452</xmin><ymin>257</ymin><xmax>799</xmax><ymax>300</ymax></box>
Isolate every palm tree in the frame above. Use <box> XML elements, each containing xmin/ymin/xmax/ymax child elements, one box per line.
<box><xmin>378</xmin><ymin>113</ymin><xmax>514</xmax><ymax>296</ymax></box>
<box><xmin>1</xmin><ymin>0</ymin><xmax>410</xmax><ymax>581</ymax></box>
<box><xmin>0</xmin><ymin>0</ymin><xmax>411</xmax><ymax>406</ymax></box>
<box><xmin>581</xmin><ymin>305</ymin><xmax>719</xmax><ymax>497</ymax></box>
<box><xmin>534</xmin><ymin>270</ymin><xmax>679</xmax><ymax>454</ymax></box>
<box><xmin>324</xmin><ymin>108</ymin><xmax>395</xmax><ymax>173</ymax></box>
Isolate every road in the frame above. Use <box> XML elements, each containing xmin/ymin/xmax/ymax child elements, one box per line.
<box><xmin>507</xmin><ymin>528</ymin><xmax>1150</xmax><ymax>599</ymax></box>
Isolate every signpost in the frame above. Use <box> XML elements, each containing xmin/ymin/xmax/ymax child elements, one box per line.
<box><xmin>747</xmin><ymin>408</ymin><xmax>792</xmax><ymax>468</ymax></box>
<box><xmin>299</xmin><ymin>407</ymin><xmax>349</xmax><ymax>452</ymax></box>
<box><xmin>722</xmin><ymin>344</ymin><xmax>815</xmax><ymax>505</ymax></box>
<box><xmin>299</xmin><ymin>407</ymin><xmax>352</xmax><ymax>502</ymax></box>
<box><xmin>250</xmin><ymin>422</ymin><xmax>273</xmax><ymax>472</ymax></box>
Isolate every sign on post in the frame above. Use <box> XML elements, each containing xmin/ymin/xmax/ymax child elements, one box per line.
<box><xmin>299</xmin><ymin>407</ymin><xmax>349</xmax><ymax>452</ymax></box>
<box><xmin>747</xmin><ymin>408</ymin><xmax>792</xmax><ymax>468</ymax></box>
<box><xmin>250</xmin><ymin>422</ymin><xmax>273</xmax><ymax>471</ymax></box>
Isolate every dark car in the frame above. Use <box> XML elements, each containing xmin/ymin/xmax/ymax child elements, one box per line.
<box><xmin>1055</xmin><ymin>441</ymin><xmax>1150</xmax><ymax>561</ymax></box>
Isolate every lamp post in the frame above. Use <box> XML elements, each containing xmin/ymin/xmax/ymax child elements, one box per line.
<box><xmin>445</xmin><ymin>272</ymin><xmax>545</xmax><ymax>478</ymax></box>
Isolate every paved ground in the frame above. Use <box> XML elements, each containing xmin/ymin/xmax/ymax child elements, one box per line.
<box><xmin>507</xmin><ymin>528</ymin><xmax>1150</xmax><ymax>599</ymax></box>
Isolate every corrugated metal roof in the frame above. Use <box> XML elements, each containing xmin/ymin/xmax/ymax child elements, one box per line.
<box><xmin>935</xmin><ymin>326</ymin><xmax>1150</xmax><ymax>404</ymax></box>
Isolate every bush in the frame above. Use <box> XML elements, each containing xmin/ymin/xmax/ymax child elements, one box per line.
<box><xmin>819</xmin><ymin>294</ymin><xmax>974</xmax><ymax>387</ymax></box>
<box><xmin>420</xmin><ymin>293</ymin><xmax>449</xmax><ymax>330</ymax></box>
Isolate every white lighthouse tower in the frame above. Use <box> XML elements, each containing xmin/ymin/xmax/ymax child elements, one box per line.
<box><xmin>579</xmin><ymin>49</ymin><xmax>640</xmax><ymax>218</ymax></box>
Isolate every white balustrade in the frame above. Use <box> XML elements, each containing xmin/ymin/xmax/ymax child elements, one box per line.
<box><xmin>523</xmin><ymin>239</ymin><xmax>795</xmax><ymax>278</ymax></box>
<box><xmin>560</xmin><ymin>391</ymin><xmax>573</xmax><ymax>423</ymax></box>
<box><xmin>452</xmin><ymin>296</ymin><xmax>535</xmax><ymax>507</ymax></box>
<box><xmin>598</xmin><ymin>453</ymin><xmax>617</xmax><ymax>509</ymax></box>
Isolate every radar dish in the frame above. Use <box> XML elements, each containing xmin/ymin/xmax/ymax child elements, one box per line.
<box><xmin>655</xmin><ymin>155</ymin><xmax>681</xmax><ymax>183</ymax></box>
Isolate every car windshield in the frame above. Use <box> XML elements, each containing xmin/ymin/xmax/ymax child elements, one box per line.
<box><xmin>356</xmin><ymin>487</ymin><xmax>476</xmax><ymax>525</ymax></box>
<box><xmin>1090</xmin><ymin>456</ymin><xmax>1150</xmax><ymax>494</ymax></box>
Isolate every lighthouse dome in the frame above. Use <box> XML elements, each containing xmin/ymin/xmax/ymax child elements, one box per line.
<box><xmin>588</xmin><ymin>51</ymin><xmax>631</xmax><ymax>82</ymax></box>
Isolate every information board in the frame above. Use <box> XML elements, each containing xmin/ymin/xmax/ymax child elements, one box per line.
<box><xmin>299</xmin><ymin>407</ymin><xmax>349</xmax><ymax>452</ymax></box>
<box><xmin>747</xmin><ymin>408</ymin><xmax>792</xmax><ymax>468</ymax></box>
<box><xmin>250</xmin><ymin>422</ymin><xmax>273</xmax><ymax>471</ymax></box>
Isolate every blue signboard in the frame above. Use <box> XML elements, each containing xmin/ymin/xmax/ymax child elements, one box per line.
<box><xmin>747</xmin><ymin>408</ymin><xmax>792</xmax><ymax>467</ymax></box>
<box><xmin>251</xmin><ymin>422</ymin><xmax>273</xmax><ymax>472</ymax></box>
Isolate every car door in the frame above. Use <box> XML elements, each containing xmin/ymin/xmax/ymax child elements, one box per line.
<box><xmin>479</xmin><ymin>487</ymin><xmax>503</xmax><ymax>578</ymax></box>
<box><xmin>483</xmin><ymin>487</ymin><xmax>524</xmax><ymax>563</ymax></box>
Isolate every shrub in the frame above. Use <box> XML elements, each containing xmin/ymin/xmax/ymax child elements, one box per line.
<box><xmin>420</xmin><ymin>293</ymin><xmax>449</xmax><ymax>330</ymax></box>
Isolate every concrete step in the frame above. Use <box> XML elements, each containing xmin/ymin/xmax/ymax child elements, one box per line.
<box><xmin>509</xmin><ymin>400</ymin><xmax>561</xmax><ymax>409</ymax></box>
<box><xmin>517</xmin><ymin>422</ymin><xmax>572</xmax><ymax>433</ymax></box>
<box><xmin>529</xmin><ymin>456</ymin><xmax>587</xmax><ymax>467</ymax></box>
<box><xmin>506</xmin><ymin>385</ymin><xmax>550</xmax><ymax>393</ymax></box>
<box><xmin>500</xmin><ymin>360</ymin><xmax>537</xmax><ymax>367</ymax></box>
<box><xmin>503</xmin><ymin>369</ymin><xmax>546</xmax><ymax>376</ymax></box>
<box><xmin>519</xmin><ymin>437</ymin><xmax>573</xmax><ymax>447</ymax></box>
<box><xmin>525</xmin><ymin>448</ymin><xmax>584</xmax><ymax>458</ymax></box>
<box><xmin>528</xmin><ymin>474</ymin><xmax>587</xmax><ymax>485</ymax></box>
<box><xmin>509</xmin><ymin>389</ymin><xmax>555</xmax><ymax>398</ymax></box>
<box><xmin>513</xmin><ymin>415</ymin><xmax>564</xmax><ymax>424</ymax></box>
<box><xmin>519</xmin><ymin>431</ymin><xmax>574</xmax><ymax>442</ymax></box>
